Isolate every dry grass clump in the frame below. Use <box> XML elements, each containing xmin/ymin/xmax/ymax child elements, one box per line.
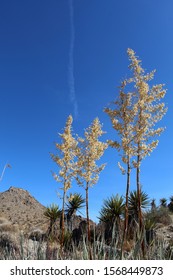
<box><xmin>0</xmin><ymin>222</ymin><xmax>19</xmax><ymax>233</ymax></box>
<box><xmin>0</xmin><ymin>215</ymin><xmax>19</xmax><ymax>233</ymax></box>
<box><xmin>0</xmin><ymin>232</ymin><xmax>20</xmax><ymax>259</ymax></box>
<box><xmin>0</xmin><ymin>222</ymin><xmax>15</xmax><ymax>233</ymax></box>
<box><xmin>0</xmin><ymin>216</ymin><xmax>8</xmax><ymax>224</ymax></box>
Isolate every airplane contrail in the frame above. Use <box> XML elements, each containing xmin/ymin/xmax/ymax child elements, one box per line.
<box><xmin>68</xmin><ymin>0</ymin><xmax>78</xmax><ymax>119</ymax></box>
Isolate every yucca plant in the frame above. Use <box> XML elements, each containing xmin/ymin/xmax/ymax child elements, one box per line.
<box><xmin>168</xmin><ymin>196</ymin><xmax>173</xmax><ymax>212</ymax></box>
<box><xmin>66</xmin><ymin>193</ymin><xmax>85</xmax><ymax>231</ymax></box>
<box><xmin>159</xmin><ymin>198</ymin><xmax>167</xmax><ymax>208</ymax></box>
<box><xmin>128</xmin><ymin>190</ymin><xmax>150</xmax><ymax>223</ymax></box>
<box><xmin>99</xmin><ymin>194</ymin><xmax>125</xmax><ymax>243</ymax></box>
<box><xmin>66</xmin><ymin>193</ymin><xmax>85</xmax><ymax>217</ymax></box>
<box><xmin>151</xmin><ymin>198</ymin><xmax>157</xmax><ymax>211</ymax></box>
<box><xmin>44</xmin><ymin>204</ymin><xmax>61</xmax><ymax>240</ymax></box>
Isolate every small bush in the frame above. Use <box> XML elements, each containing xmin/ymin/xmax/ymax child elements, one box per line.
<box><xmin>0</xmin><ymin>216</ymin><xmax>8</xmax><ymax>224</ymax></box>
<box><xmin>145</xmin><ymin>207</ymin><xmax>172</xmax><ymax>227</ymax></box>
<box><xmin>29</xmin><ymin>229</ymin><xmax>45</xmax><ymax>242</ymax></box>
<box><xmin>0</xmin><ymin>222</ymin><xmax>15</xmax><ymax>232</ymax></box>
<box><xmin>0</xmin><ymin>218</ymin><xmax>18</xmax><ymax>233</ymax></box>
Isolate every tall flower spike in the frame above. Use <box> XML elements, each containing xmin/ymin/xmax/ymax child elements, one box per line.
<box><xmin>76</xmin><ymin>117</ymin><xmax>108</xmax><ymax>247</ymax></box>
<box><xmin>50</xmin><ymin>114</ymin><xmax>78</xmax><ymax>251</ymax></box>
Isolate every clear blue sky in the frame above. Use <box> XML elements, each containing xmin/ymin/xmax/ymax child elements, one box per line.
<box><xmin>0</xmin><ymin>0</ymin><xmax>172</xmax><ymax>222</ymax></box>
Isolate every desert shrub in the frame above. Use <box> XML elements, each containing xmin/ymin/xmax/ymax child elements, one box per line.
<box><xmin>0</xmin><ymin>232</ymin><xmax>19</xmax><ymax>259</ymax></box>
<box><xmin>0</xmin><ymin>216</ymin><xmax>8</xmax><ymax>224</ymax></box>
<box><xmin>46</xmin><ymin>241</ymin><xmax>59</xmax><ymax>260</ymax></box>
<box><xmin>145</xmin><ymin>207</ymin><xmax>172</xmax><ymax>227</ymax></box>
<box><xmin>0</xmin><ymin>222</ymin><xmax>15</xmax><ymax>232</ymax></box>
<box><xmin>0</xmin><ymin>216</ymin><xmax>18</xmax><ymax>233</ymax></box>
<box><xmin>28</xmin><ymin>229</ymin><xmax>45</xmax><ymax>242</ymax></box>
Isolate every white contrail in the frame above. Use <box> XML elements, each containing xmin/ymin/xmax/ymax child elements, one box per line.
<box><xmin>68</xmin><ymin>0</ymin><xmax>78</xmax><ymax>119</ymax></box>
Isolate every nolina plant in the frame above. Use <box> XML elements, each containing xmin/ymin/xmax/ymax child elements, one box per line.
<box><xmin>104</xmin><ymin>48</ymin><xmax>167</xmax><ymax>256</ymax></box>
<box><xmin>127</xmin><ymin>48</ymin><xmax>167</xmax><ymax>244</ymax></box>
<box><xmin>104</xmin><ymin>81</ymin><xmax>135</xmax><ymax>247</ymax></box>
<box><xmin>50</xmin><ymin>115</ymin><xmax>78</xmax><ymax>250</ymax></box>
<box><xmin>76</xmin><ymin>118</ymin><xmax>108</xmax><ymax>245</ymax></box>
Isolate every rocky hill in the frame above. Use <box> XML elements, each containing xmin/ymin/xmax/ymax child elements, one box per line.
<box><xmin>0</xmin><ymin>186</ymin><xmax>95</xmax><ymax>235</ymax></box>
<box><xmin>0</xmin><ymin>186</ymin><xmax>96</xmax><ymax>259</ymax></box>
<box><xmin>0</xmin><ymin>186</ymin><xmax>48</xmax><ymax>233</ymax></box>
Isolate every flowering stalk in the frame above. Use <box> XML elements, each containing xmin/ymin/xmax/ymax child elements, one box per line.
<box><xmin>50</xmin><ymin>115</ymin><xmax>78</xmax><ymax>250</ymax></box>
<box><xmin>104</xmin><ymin>82</ymin><xmax>135</xmax><ymax>250</ymax></box>
<box><xmin>105</xmin><ymin>48</ymin><xmax>167</xmax><ymax>257</ymax></box>
<box><xmin>76</xmin><ymin>118</ymin><xmax>108</xmax><ymax>247</ymax></box>
<box><xmin>127</xmin><ymin>48</ymin><xmax>167</xmax><ymax>256</ymax></box>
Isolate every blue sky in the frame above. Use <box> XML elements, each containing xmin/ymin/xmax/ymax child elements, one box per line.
<box><xmin>0</xmin><ymin>0</ymin><xmax>172</xmax><ymax>222</ymax></box>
